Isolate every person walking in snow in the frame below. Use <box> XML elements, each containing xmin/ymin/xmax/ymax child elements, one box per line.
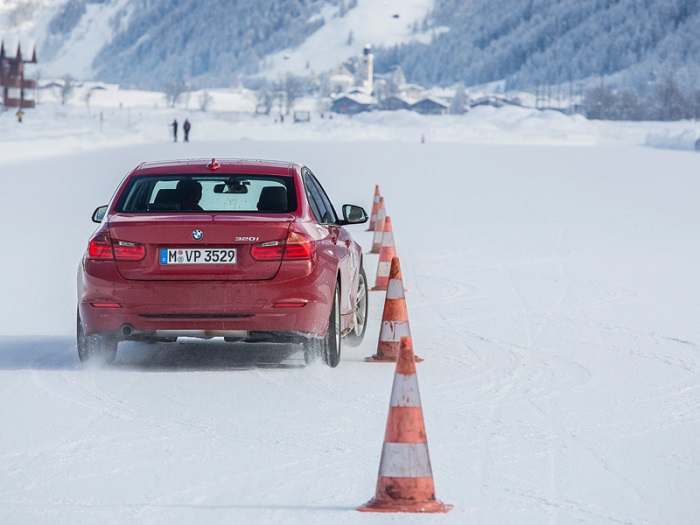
<box><xmin>16</xmin><ymin>109</ymin><xmax>24</xmax><ymax>123</ymax></box>
<box><xmin>183</xmin><ymin>119</ymin><xmax>191</xmax><ymax>142</ymax></box>
<box><xmin>171</xmin><ymin>119</ymin><xmax>178</xmax><ymax>142</ymax></box>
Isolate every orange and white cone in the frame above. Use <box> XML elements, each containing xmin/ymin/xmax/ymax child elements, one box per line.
<box><xmin>358</xmin><ymin>337</ymin><xmax>452</xmax><ymax>513</ymax></box>
<box><xmin>369</xmin><ymin>198</ymin><xmax>386</xmax><ymax>254</ymax></box>
<box><xmin>367</xmin><ymin>185</ymin><xmax>381</xmax><ymax>231</ymax></box>
<box><xmin>371</xmin><ymin>216</ymin><xmax>396</xmax><ymax>290</ymax></box>
<box><xmin>366</xmin><ymin>256</ymin><xmax>422</xmax><ymax>363</ymax></box>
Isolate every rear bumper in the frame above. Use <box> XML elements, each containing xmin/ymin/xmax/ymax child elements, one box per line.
<box><xmin>78</xmin><ymin>259</ymin><xmax>335</xmax><ymax>338</ymax></box>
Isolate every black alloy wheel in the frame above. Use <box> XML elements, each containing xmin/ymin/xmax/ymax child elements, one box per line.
<box><xmin>344</xmin><ymin>266</ymin><xmax>368</xmax><ymax>347</ymax></box>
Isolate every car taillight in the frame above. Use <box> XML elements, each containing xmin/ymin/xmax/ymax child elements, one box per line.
<box><xmin>87</xmin><ymin>232</ymin><xmax>145</xmax><ymax>261</ymax></box>
<box><xmin>88</xmin><ymin>231</ymin><xmax>113</xmax><ymax>260</ymax></box>
<box><xmin>113</xmin><ymin>241</ymin><xmax>146</xmax><ymax>261</ymax></box>
<box><xmin>250</xmin><ymin>231</ymin><xmax>314</xmax><ymax>261</ymax></box>
<box><xmin>251</xmin><ymin>241</ymin><xmax>285</xmax><ymax>261</ymax></box>
<box><xmin>284</xmin><ymin>231</ymin><xmax>314</xmax><ymax>259</ymax></box>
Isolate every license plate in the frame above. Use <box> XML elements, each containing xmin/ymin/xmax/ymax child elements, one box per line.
<box><xmin>160</xmin><ymin>248</ymin><xmax>237</xmax><ymax>265</ymax></box>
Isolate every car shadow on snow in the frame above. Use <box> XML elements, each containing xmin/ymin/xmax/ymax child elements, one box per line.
<box><xmin>114</xmin><ymin>339</ymin><xmax>307</xmax><ymax>371</ymax></box>
<box><xmin>0</xmin><ymin>336</ymin><xmax>79</xmax><ymax>370</ymax></box>
<box><xmin>0</xmin><ymin>336</ymin><xmax>306</xmax><ymax>371</ymax></box>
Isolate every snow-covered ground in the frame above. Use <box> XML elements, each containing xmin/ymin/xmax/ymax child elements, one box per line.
<box><xmin>1</xmin><ymin>91</ymin><xmax>699</xmax><ymax>524</ymax></box>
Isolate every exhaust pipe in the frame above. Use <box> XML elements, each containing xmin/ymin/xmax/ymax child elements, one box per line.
<box><xmin>120</xmin><ymin>323</ymin><xmax>135</xmax><ymax>337</ymax></box>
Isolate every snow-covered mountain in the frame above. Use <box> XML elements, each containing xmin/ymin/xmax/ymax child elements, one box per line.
<box><xmin>380</xmin><ymin>0</ymin><xmax>700</xmax><ymax>93</ymax></box>
<box><xmin>1</xmin><ymin>0</ymin><xmax>436</xmax><ymax>88</ymax></box>
<box><xmin>2</xmin><ymin>0</ymin><xmax>699</xmax><ymax>92</ymax></box>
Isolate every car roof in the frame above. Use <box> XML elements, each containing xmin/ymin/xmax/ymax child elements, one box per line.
<box><xmin>130</xmin><ymin>158</ymin><xmax>301</xmax><ymax>177</ymax></box>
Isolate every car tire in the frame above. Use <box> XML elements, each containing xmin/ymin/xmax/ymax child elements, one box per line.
<box><xmin>77</xmin><ymin>312</ymin><xmax>118</xmax><ymax>363</ymax></box>
<box><xmin>344</xmin><ymin>266</ymin><xmax>368</xmax><ymax>347</ymax></box>
<box><xmin>304</xmin><ymin>281</ymin><xmax>341</xmax><ymax>367</ymax></box>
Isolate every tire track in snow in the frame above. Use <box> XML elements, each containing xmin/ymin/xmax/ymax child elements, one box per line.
<box><xmin>0</xmin><ymin>367</ymin><xmax>149</xmax><ymax>488</ymax></box>
<box><xmin>3</xmin><ymin>343</ymin><xmax>290</xmax><ymax>495</ymax></box>
<box><xmin>487</xmin><ymin>482</ymin><xmax>642</xmax><ymax>525</ymax></box>
<box><xmin>425</xmin><ymin>325</ymin><xmax>592</xmax><ymax>408</ymax></box>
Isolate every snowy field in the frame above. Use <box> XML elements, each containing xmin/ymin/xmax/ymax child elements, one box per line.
<box><xmin>1</xmin><ymin>92</ymin><xmax>699</xmax><ymax>524</ymax></box>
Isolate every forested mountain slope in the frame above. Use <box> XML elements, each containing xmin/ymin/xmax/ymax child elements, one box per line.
<box><xmin>3</xmin><ymin>0</ymin><xmax>698</xmax><ymax>91</ymax></box>
<box><xmin>44</xmin><ymin>0</ymin><xmax>341</xmax><ymax>88</ymax></box>
<box><xmin>375</xmin><ymin>0</ymin><xmax>700</xmax><ymax>91</ymax></box>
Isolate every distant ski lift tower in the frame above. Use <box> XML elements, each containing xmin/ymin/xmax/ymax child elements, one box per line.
<box><xmin>359</xmin><ymin>44</ymin><xmax>374</xmax><ymax>93</ymax></box>
<box><xmin>0</xmin><ymin>39</ymin><xmax>37</xmax><ymax>110</ymax></box>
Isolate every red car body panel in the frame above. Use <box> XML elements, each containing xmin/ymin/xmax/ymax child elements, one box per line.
<box><xmin>77</xmin><ymin>159</ymin><xmax>364</xmax><ymax>342</ymax></box>
<box><xmin>108</xmin><ymin>214</ymin><xmax>294</xmax><ymax>281</ymax></box>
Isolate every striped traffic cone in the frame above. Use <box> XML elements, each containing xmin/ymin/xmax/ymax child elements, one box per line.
<box><xmin>366</xmin><ymin>256</ymin><xmax>422</xmax><ymax>363</ymax></box>
<box><xmin>372</xmin><ymin>216</ymin><xmax>396</xmax><ymax>290</ymax></box>
<box><xmin>358</xmin><ymin>337</ymin><xmax>452</xmax><ymax>513</ymax></box>
<box><xmin>369</xmin><ymin>198</ymin><xmax>386</xmax><ymax>254</ymax></box>
<box><xmin>367</xmin><ymin>185</ymin><xmax>381</xmax><ymax>231</ymax></box>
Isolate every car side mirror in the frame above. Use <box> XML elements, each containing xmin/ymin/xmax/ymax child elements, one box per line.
<box><xmin>92</xmin><ymin>205</ymin><xmax>108</xmax><ymax>223</ymax></box>
<box><xmin>339</xmin><ymin>204</ymin><xmax>368</xmax><ymax>225</ymax></box>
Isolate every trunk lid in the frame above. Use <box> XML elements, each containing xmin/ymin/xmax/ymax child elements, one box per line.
<box><xmin>108</xmin><ymin>213</ymin><xmax>294</xmax><ymax>281</ymax></box>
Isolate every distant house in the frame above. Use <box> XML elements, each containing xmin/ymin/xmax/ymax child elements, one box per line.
<box><xmin>399</xmin><ymin>83</ymin><xmax>425</xmax><ymax>100</ymax></box>
<box><xmin>0</xmin><ymin>38</ymin><xmax>37</xmax><ymax>110</ymax></box>
<box><xmin>380</xmin><ymin>94</ymin><xmax>412</xmax><ymax>111</ymax></box>
<box><xmin>470</xmin><ymin>95</ymin><xmax>505</xmax><ymax>108</ymax></box>
<box><xmin>411</xmin><ymin>97</ymin><xmax>449</xmax><ymax>115</ymax></box>
<box><xmin>293</xmin><ymin>110</ymin><xmax>311</xmax><ymax>123</ymax></box>
<box><xmin>470</xmin><ymin>95</ymin><xmax>523</xmax><ymax>109</ymax></box>
<box><xmin>330</xmin><ymin>93</ymin><xmax>374</xmax><ymax>114</ymax></box>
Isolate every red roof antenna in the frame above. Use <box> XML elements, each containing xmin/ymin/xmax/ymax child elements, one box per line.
<box><xmin>206</xmin><ymin>158</ymin><xmax>220</xmax><ymax>171</ymax></box>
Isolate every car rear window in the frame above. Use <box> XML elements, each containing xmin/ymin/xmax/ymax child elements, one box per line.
<box><xmin>115</xmin><ymin>174</ymin><xmax>297</xmax><ymax>213</ymax></box>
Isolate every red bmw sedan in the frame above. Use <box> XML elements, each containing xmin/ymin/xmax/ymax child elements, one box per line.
<box><xmin>77</xmin><ymin>158</ymin><xmax>369</xmax><ymax>366</ymax></box>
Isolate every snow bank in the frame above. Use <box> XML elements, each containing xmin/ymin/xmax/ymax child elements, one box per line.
<box><xmin>2</xmin><ymin>85</ymin><xmax>699</xmax><ymax>164</ymax></box>
<box><xmin>645</xmin><ymin>127</ymin><xmax>700</xmax><ymax>152</ymax></box>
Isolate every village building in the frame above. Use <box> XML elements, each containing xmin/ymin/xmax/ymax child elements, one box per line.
<box><xmin>330</xmin><ymin>92</ymin><xmax>374</xmax><ymax>114</ymax></box>
<box><xmin>329</xmin><ymin>44</ymin><xmax>378</xmax><ymax>115</ymax></box>
<box><xmin>357</xmin><ymin>44</ymin><xmax>374</xmax><ymax>94</ymax></box>
<box><xmin>327</xmin><ymin>64</ymin><xmax>355</xmax><ymax>95</ymax></box>
<box><xmin>328</xmin><ymin>45</ymin><xmax>467</xmax><ymax>117</ymax></box>
<box><xmin>411</xmin><ymin>96</ymin><xmax>450</xmax><ymax>115</ymax></box>
<box><xmin>380</xmin><ymin>94</ymin><xmax>412</xmax><ymax>111</ymax></box>
<box><xmin>470</xmin><ymin>95</ymin><xmax>504</xmax><ymax>108</ymax></box>
<box><xmin>0</xmin><ymin>38</ymin><xmax>37</xmax><ymax>110</ymax></box>
<box><xmin>398</xmin><ymin>83</ymin><xmax>426</xmax><ymax>101</ymax></box>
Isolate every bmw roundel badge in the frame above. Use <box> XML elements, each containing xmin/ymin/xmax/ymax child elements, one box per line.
<box><xmin>192</xmin><ymin>229</ymin><xmax>204</xmax><ymax>241</ymax></box>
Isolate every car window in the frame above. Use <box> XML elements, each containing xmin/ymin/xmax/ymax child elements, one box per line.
<box><xmin>115</xmin><ymin>174</ymin><xmax>297</xmax><ymax>213</ymax></box>
<box><xmin>303</xmin><ymin>169</ymin><xmax>337</xmax><ymax>224</ymax></box>
<box><xmin>303</xmin><ymin>171</ymin><xmax>325</xmax><ymax>222</ymax></box>
<box><xmin>309</xmin><ymin>174</ymin><xmax>337</xmax><ymax>223</ymax></box>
